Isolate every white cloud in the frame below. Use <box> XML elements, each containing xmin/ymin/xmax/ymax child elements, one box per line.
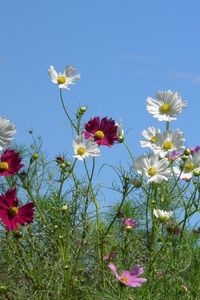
<box><xmin>174</xmin><ymin>71</ymin><xmax>200</xmax><ymax>84</ymax></box>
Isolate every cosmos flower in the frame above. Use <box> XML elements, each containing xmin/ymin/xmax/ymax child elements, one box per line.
<box><xmin>0</xmin><ymin>117</ymin><xmax>16</xmax><ymax>151</ymax></box>
<box><xmin>108</xmin><ymin>263</ymin><xmax>147</xmax><ymax>287</ymax></box>
<box><xmin>174</xmin><ymin>152</ymin><xmax>200</xmax><ymax>180</ymax></box>
<box><xmin>115</xmin><ymin>120</ymin><xmax>125</xmax><ymax>142</ymax></box>
<box><xmin>153</xmin><ymin>209</ymin><xmax>173</xmax><ymax>222</ymax></box>
<box><xmin>83</xmin><ymin>117</ymin><xmax>119</xmax><ymax>147</ymax></box>
<box><xmin>0</xmin><ymin>188</ymin><xmax>34</xmax><ymax>231</ymax></box>
<box><xmin>73</xmin><ymin>135</ymin><xmax>100</xmax><ymax>161</ymax></box>
<box><xmin>140</xmin><ymin>127</ymin><xmax>161</xmax><ymax>150</ymax></box>
<box><xmin>134</xmin><ymin>153</ymin><xmax>171</xmax><ymax>183</ymax></box>
<box><xmin>153</xmin><ymin>129</ymin><xmax>185</xmax><ymax>158</ymax></box>
<box><xmin>0</xmin><ymin>149</ymin><xmax>24</xmax><ymax>176</ymax></box>
<box><xmin>48</xmin><ymin>65</ymin><xmax>80</xmax><ymax>89</ymax></box>
<box><xmin>122</xmin><ymin>218</ymin><xmax>137</xmax><ymax>229</ymax></box>
<box><xmin>146</xmin><ymin>90</ymin><xmax>187</xmax><ymax>121</ymax></box>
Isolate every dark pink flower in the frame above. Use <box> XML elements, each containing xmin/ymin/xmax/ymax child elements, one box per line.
<box><xmin>190</xmin><ymin>146</ymin><xmax>200</xmax><ymax>155</ymax></box>
<box><xmin>122</xmin><ymin>218</ymin><xmax>137</xmax><ymax>229</ymax></box>
<box><xmin>0</xmin><ymin>149</ymin><xmax>24</xmax><ymax>176</ymax></box>
<box><xmin>0</xmin><ymin>189</ymin><xmax>34</xmax><ymax>231</ymax></box>
<box><xmin>82</xmin><ymin>117</ymin><xmax>119</xmax><ymax>146</ymax></box>
<box><xmin>108</xmin><ymin>263</ymin><xmax>147</xmax><ymax>287</ymax></box>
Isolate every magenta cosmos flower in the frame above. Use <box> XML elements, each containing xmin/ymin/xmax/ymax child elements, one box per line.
<box><xmin>0</xmin><ymin>189</ymin><xmax>34</xmax><ymax>231</ymax></box>
<box><xmin>108</xmin><ymin>263</ymin><xmax>147</xmax><ymax>287</ymax></box>
<box><xmin>0</xmin><ymin>148</ymin><xmax>24</xmax><ymax>176</ymax></box>
<box><xmin>83</xmin><ymin>117</ymin><xmax>119</xmax><ymax>146</ymax></box>
<box><xmin>122</xmin><ymin>218</ymin><xmax>137</xmax><ymax>229</ymax></box>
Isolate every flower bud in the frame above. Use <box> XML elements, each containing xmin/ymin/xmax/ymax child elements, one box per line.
<box><xmin>65</xmin><ymin>161</ymin><xmax>71</xmax><ymax>167</ymax></box>
<box><xmin>194</xmin><ymin>170</ymin><xmax>200</xmax><ymax>176</ymax></box>
<box><xmin>79</xmin><ymin>106</ymin><xmax>87</xmax><ymax>114</ymax></box>
<box><xmin>61</xmin><ymin>205</ymin><xmax>68</xmax><ymax>212</ymax></box>
<box><xmin>32</xmin><ymin>153</ymin><xmax>39</xmax><ymax>160</ymax></box>
<box><xmin>129</xmin><ymin>178</ymin><xmax>142</xmax><ymax>188</ymax></box>
<box><xmin>184</xmin><ymin>148</ymin><xmax>191</xmax><ymax>156</ymax></box>
<box><xmin>0</xmin><ymin>285</ymin><xmax>6</xmax><ymax>292</ymax></box>
<box><xmin>60</xmin><ymin>163</ymin><xmax>66</xmax><ymax>170</ymax></box>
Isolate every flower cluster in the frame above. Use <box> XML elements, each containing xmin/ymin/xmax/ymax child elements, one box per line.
<box><xmin>48</xmin><ymin>66</ymin><xmax>124</xmax><ymax>161</ymax></box>
<box><xmin>0</xmin><ymin>116</ymin><xmax>35</xmax><ymax>231</ymax></box>
<box><xmin>134</xmin><ymin>90</ymin><xmax>188</xmax><ymax>184</ymax></box>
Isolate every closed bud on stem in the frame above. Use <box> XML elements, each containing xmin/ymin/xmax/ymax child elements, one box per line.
<box><xmin>60</xmin><ymin>163</ymin><xmax>66</xmax><ymax>170</ymax></box>
<box><xmin>61</xmin><ymin>205</ymin><xmax>68</xmax><ymax>212</ymax></box>
<box><xmin>65</xmin><ymin>161</ymin><xmax>71</xmax><ymax>167</ymax></box>
<box><xmin>32</xmin><ymin>153</ymin><xmax>39</xmax><ymax>160</ymax></box>
<box><xmin>79</xmin><ymin>106</ymin><xmax>87</xmax><ymax>114</ymax></box>
<box><xmin>194</xmin><ymin>170</ymin><xmax>200</xmax><ymax>176</ymax></box>
<box><xmin>184</xmin><ymin>148</ymin><xmax>191</xmax><ymax>156</ymax></box>
<box><xmin>0</xmin><ymin>285</ymin><xmax>6</xmax><ymax>292</ymax></box>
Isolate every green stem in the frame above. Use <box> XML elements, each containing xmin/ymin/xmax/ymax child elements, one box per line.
<box><xmin>102</xmin><ymin>185</ymin><xmax>133</xmax><ymax>238</ymax></box>
<box><xmin>59</xmin><ymin>89</ymin><xmax>78</xmax><ymax>133</ymax></box>
<box><xmin>123</xmin><ymin>141</ymin><xmax>135</xmax><ymax>163</ymax></box>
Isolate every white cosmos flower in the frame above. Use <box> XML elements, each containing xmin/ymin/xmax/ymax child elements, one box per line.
<box><xmin>140</xmin><ymin>127</ymin><xmax>161</xmax><ymax>150</ymax></box>
<box><xmin>153</xmin><ymin>209</ymin><xmax>173</xmax><ymax>222</ymax></box>
<box><xmin>154</xmin><ymin>129</ymin><xmax>185</xmax><ymax>158</ymax></box>
<box><xmin>134</xmin><ymin>153</ymin><xmax>171</xmax><ymax>183</ymax></box>
<box><xmin>73</xmin><ymin>135</ymin><xmax>100</xmax><ymax>161</ymax></box>
<box><xmin>146</xmin><ymin>90</ymin><xmax>187</xmax><ymax>121</ymax></box>
<box><xmin>0</xmin><ymin>117</ymin><xmax>16</xmax><ymax>151</ymax></box>
<box><xmin>115</xmin><ymin>120</ymin><xmax>124</xmax><ymax>142</ymax></box>
<box><xmin>48</xmin><ymin>65</ymin><xmax>80</xmax><ymax>89</ymax></box>
<box><xmin>174</xmin><ymin>152</ymin><xmax>200</xmax><ymax>180</ymax></box>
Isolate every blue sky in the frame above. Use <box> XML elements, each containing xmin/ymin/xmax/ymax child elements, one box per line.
<box><xmin>1</xmin><ymin>1</ymin><xmax>200</xmax><ymax>178</ymax></box>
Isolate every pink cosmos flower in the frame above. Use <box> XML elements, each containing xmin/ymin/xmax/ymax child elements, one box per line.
<box><xmin>122</xmin><ymin>218</ymin><xmax>137</xmax><ymax>229</ymax></box>
<box><xmin>82</xmin><ymin>117</ymin><xmax>119</xmax><ymax>146</ymax></box>
<box><xmin>0</xmin><ymin>149</ymin><xmax>24</xmax><ymax>176</ymax></box>
<box><xmin>108</xmin><ymin>263</ymin><xmax>147</xmax><ymax>287</ymax></box>
<box><xmin>0</xmin><ymin>189</ymin><xmax>34</xmax><ymax>231</ymax></box>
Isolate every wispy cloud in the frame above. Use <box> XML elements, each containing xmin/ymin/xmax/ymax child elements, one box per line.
<box><xmin>174</xmin><ymin>71</ymin><xmax>200</xmax><ymax>85</ymax></box>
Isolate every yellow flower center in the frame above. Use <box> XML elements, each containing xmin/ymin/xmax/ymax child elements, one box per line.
<box><xmin>184</xmin><ymin>162</ymin><xmax>194</xmax><ymax>172</ymax></box>
<box><xmin>150</xmin><ymin>136</ymin><xmax>158</xmax><ymax>143</ymax></box>
<box><xmin>0</xmin><ymin>162</ymin><xmax>9</xmax><ymax>170</ymax></box>
<box><xmin>120</xmin><ymin>275</ymin><xmax>128</xmax><ymax>284</ymax></box>
<box><xmin>148</xmin><ymin>167</ymin><xmax>157</xmax><ymax>177</ymax></box>
<box><xmin>126</xmin><ymin>225</ymin><xmax>133</xmax><ymax>230</ymax></box>
<box><xmin>95</xmin><ymin>130</ymin><xmax>105</xmax><ymax>139</ymax></box>
<box><xmin>8</xmin><ymin>206</ymin><xmax>19</xmax><ymax>217</ymax></box>
<box><xmin>57</xmin><ymin>75</ymin><xmax>68</xmax><ymax>85</ymax></box>
<box><xmin>163</xmin><ymin>141</ymin><xmax>174</xmax><ymax>150</ymax></box>
<box><xmin>77</xmin><ymin>147</ymin><xmax>86</xmax><ymax>156</ymax></box>
<box><xmin>160</xmin><ymin>103</ymin><xmax>171</xmax><ymax>113</ymax></box>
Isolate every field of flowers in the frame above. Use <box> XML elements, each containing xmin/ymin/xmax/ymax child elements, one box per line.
<box><xmin>0</xmin><ymin>65</ymin><xmax>200</xmax><ymax>299</ymax></box>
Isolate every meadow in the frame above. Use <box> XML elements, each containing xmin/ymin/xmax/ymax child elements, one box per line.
<box><xmin>0</xmin><ymin>65</ymin><xmax>200</xmax><ymax>300</ymax></box>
